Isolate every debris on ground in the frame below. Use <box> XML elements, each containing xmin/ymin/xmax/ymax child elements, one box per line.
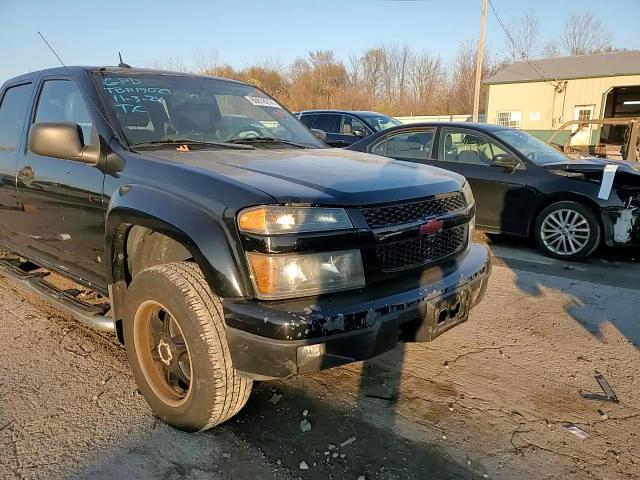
<box><xmin>221</xmin><ymin>453</ymin><xmax>231</xmax><ymax>459</ymax></box>
<box><xmin>302</xmin><ymin>409</ymin><xmax>309</xmax><ymax>416</ymax></box>
<box><xmin>562</xmin><ymin>423</ymin><xmax>589</xmax><ymax>439</ymax></box>
<box><xmin>579</xmin><ymin>371</ymin><xmax>620</xmax><ymax>403</ymax></box>
<box><xmin>300</xmin><ymin>419</ymin><xmax>312</xmax><ymax>432</ymax></box>
<box><xmin>340</xmin><ymin>436</ymin><xmax>357</xmax><ymax>447</ymax></box>
<box><xmin>597</xmin><ymin>408</ymin><xmax>608</xmax><ymax>419</ymax></box>
<box><xmin>299</xmin><ymin>461</ymin><xmax>309</xmax><ymax>470</ymax></box>
<box><xmin>269</xmin><ymin>393</ymin><xmax>283</xmax><ymax>405</ymax></box>
<box><xmin>357</xmin><ymin>476</ymin><xmax>366</xmax><ymax>480</ymax></box>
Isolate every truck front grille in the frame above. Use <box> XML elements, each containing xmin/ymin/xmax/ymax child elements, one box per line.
<box><xmin>361</xmin><ymin>193</ymin><xmax>466</xmax><ymax>229</ymax></box>
<box><xmin>376</xmin><ymin>224</ymin><xmax>467</xmax><ymax>271</ymax></box>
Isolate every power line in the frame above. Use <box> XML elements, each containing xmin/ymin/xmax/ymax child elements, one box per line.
<box><xmin>487</xmin><ymin>0</ymin><xmax>561</xmax><ymax>89</ymax></box>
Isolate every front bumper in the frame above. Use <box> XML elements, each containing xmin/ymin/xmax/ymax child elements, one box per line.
<box><xmin>223</xmin><ymin>243</ymin><xmax>491</xmax><ymax>379</ymax></box>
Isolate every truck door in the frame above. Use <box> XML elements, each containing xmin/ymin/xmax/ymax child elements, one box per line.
<box><xmin>0</xmin><ymin>82</ymin><xmax>34</xmax><ymax>249</ymax></box>
<box><xmin>16</xmin><ymin>76</ymin><xmax>107</xmax><ymax>287</ymax></box>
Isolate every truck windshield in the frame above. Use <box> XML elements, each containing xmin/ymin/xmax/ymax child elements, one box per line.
<box><xmin>94</xmin><ymin>72</ymin><xmax>325</xmax><ymax>149</ymax></box>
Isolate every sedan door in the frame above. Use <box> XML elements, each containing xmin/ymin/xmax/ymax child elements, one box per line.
<box><xmin>431</xmin><ymin>127</ymin><xmax>538</xmax><ymax>234</ymax></box>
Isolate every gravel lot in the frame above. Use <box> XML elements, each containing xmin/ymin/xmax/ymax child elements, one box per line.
<box><xmin>1</xmin><ymin>239</ymin><xmax>639</xmax><ymax>480</ymax></box>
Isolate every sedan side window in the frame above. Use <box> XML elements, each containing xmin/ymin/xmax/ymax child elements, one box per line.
<box><xmin>370</xmin><ymin>129</ymin><xmax>435</xmax><ymax>161</ymax></box>
<box><xmin>340</xmin><ymin>115</ymin><xmax>368</xmax><ymax>136</ymax></box>
<box><xmin>311</xmin><ymin>114</ymin><xmax>339</xmax><ymax>134</ymax></box>
<box><xmin>439</xmin><ymin>129</ymin><xmax>513</xmax><ymax>166</ymax></box>
<box><xmin>34</xmin><ymin>80</ymin><xmax>94</xmax><ymax>145</ymax></box>
<box><xmin>299</xmin><ymin>114</ymin><xmax>316</xmax><ymax>128</ymax></box>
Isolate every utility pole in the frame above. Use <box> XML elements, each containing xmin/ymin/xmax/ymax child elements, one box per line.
<box><xmin>472</xmin><ymin>0</ymin><xmax>487</xmax><ymax>123</ymax></box>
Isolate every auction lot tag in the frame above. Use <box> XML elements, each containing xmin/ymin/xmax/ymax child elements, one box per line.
<box><xmin>245</xmin><ymin>96</ymin><xmax>282</xmax><ymax>108</ymax></box>
<box><xmin>598</xmin><ymin>164</ymin><xmax>618</xmax><ymax>200</ymax></box>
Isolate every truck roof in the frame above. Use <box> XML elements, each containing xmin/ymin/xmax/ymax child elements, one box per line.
<box><xmin>3</xmin><ymin>66</ymin><xmax>247</xmax><ymax>86</ymax></box>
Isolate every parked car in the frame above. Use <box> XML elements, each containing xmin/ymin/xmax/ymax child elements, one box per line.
<box><xmin>0</xmin><ymin>68</ymin><xmax>490</xmax><ymax>431</ymax></box>
<box><xmin>297</xmin><ymin>109</ymin><xmax>402</xmax><ymax>147</ymax></box>
<box><xmin>347</xmin><ymin>122</ymin><xmax>640</xmax><ymax>260</ymax></box>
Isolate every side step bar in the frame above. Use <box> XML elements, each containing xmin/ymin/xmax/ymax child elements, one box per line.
<box><xmin>0</xmin><ymin>258</ymin><xmax>115</xmax><ymax>332</ymax></box>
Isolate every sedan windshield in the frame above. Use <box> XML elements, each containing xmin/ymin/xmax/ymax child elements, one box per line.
<box><xmin>95</xmin><ymin>72</ymin><xmax>325</xmax><ymax>149</ymax></box>
<box><xmin>493</xmin><ymin>128</ymin><xmax>568</xmax><ymax>165</ymax></box>
<box><xmin>360</xmin><ymin>113</ymin><xmax>402</xmax><ymax>132</ymax></box>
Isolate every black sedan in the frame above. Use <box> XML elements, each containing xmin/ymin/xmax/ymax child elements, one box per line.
<box><xmin>347</xmin><ymin>122</ymin><xmax>640</xmax><ymax>260</ymax></box>
<box><xmin>297</xmin><ymin>110</ymin><xmax>402</xmax><ymax>147</ymax></box>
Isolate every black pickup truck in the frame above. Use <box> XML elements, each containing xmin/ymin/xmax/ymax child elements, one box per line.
<box><xmin>0</xmin><ymin>67</ymin><xmax>490</xmax><ymax>431</ymax></box>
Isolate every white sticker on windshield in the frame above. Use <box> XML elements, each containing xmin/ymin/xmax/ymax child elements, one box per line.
<box><xmin>245</xmin><ymin>96</ymin><xmax>282</xmax><ymax>108</ymax></box>
<box><xmin>598</xmin><ymin>164</ymin><xmax>618</xmax><ymax>200</ymax></box>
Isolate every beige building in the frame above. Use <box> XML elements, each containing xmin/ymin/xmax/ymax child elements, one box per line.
<box><xmin>484</xmin><ymin>50</ymin><xmax>640</xmax><ymax>144</ymax></box>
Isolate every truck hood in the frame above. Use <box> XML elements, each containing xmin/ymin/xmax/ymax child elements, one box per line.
<box><xmin>144</xmin><ymin>148</ymin><xmax>464</xmax><ymax>205</ymax></box>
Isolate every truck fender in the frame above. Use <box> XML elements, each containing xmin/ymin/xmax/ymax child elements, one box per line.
<box><xmin>105</xmin><ymin>184</ymin><xmax>248</xmax><ymax>324</ymax></box>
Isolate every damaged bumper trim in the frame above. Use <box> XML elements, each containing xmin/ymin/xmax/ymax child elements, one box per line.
<box><xmin>602</xmin><ymin>206</ymin><xmax>640</xmax><ymax>245</ymax></box>
<box><xmin>224</xmin><ymin>243</ymin><xmax>491</xmax><ymax>379</ymax></box>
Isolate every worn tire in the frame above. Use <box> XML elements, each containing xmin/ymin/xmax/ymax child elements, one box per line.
<box><xmin>533</xmin><ymin>200</ymin><xmax>601</xmax><ymax>261</ymax></box>
<box><xmin>123</xmin><ymin>261</ymin><xmax>252</xmax><ymax>432</ymax></box>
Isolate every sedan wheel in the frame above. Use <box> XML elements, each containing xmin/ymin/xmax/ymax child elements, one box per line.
<box><xmin>534</xmin><ymin>201</ymin><xmax>601</xmax><ymax>260</ymax></box>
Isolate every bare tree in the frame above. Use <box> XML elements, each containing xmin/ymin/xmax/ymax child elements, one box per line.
<box><xmin>541</xmin><ymin>42</ymin><xmax>562</xmax><ymax>58</ymax></box>
<box><xmin>409</xmin><ymin>51</ymin><xmax>443</xmax><ymax>110</ymax></box>
<box><xmin>561</xmin><ymin>12</ymin><xmax>612</xmax><ymax>55</ymax></box>
<box><xmin>505</xmin><ymin>11</ymin><xmax>541</xmax><ymax>61</ymax></box>
<box><xmin>193</xmin><ymin>50</ymin><xmax>220</xmax><ymax>72</ymax></box>
<box><xmin>164</xmin><ymin>55</ymin><xmax>189</xmax><ymax>72</ymax></box>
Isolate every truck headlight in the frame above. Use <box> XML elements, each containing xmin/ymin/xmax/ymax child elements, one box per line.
<box><xmin>246</xmin><ymin>250</ymin><xmax>365</xmax><ymax>299</ymax></box>
<box><xmin>461</xmin><ymin>181</ymin><xmax>474</xmax><ymax>207</ymax></box>
<box><xmin>238</xmin><ymin>206</ymin><xmax>353</xmax><ymax>234</ymax></box>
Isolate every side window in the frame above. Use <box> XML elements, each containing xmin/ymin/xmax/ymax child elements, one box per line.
<box><xmin>386</xmin><ymin>130</ymin><xmax>435</xmax><ymax>160</ymax></box>
<box><xmin>439</xmin><ymin>129</ymin><xmax>508</xmax><ymax>166</ymax></box>
<box><xmin>299</xmin><ymin>114</ymin><xmax>316</xmax><ymax>128</ymax></box>
<box><xmin>0</xmin><ymin>84</ymin><xmax>33</xmax><ymax>152</ymax></box>
<box><xmin>340</xmin><ymin>115</ymin><xmax>367</xmax><ymax>135</ymax></box>
<box><xmin>370</xmin><ymin>129</ymin><xmax>435</xmax><ymax>161</ymax></box>
<box><xmin>370</xmin><ymin>138</ymin><xmax>387</xmax><ymax>155</ymax></box>
<box><xmin>311</xmin><ymin>114</ymin><xmax>339</xmax><ymax>133</ymax></box>
<box><xmin>34</xmin><ymin>80</ymin><xmax>94</xmax><ymax>145</ymax></box>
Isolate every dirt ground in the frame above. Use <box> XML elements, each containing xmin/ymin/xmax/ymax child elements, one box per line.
<box><xmin>1</xmin><ymin>239</ymin><xmax>639</xmax><ymax>480</ymax></box>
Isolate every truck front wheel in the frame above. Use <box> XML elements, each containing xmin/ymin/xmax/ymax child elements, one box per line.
<box><xmin>123</xmin><ymin>261</ymin><xmax>252</xmax><ymax>432</ymax></box>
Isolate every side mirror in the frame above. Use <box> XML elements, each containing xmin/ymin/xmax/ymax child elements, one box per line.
<box><xmin>29</xmin><ymin>122</ymin><xmax>99</xmax><ymax>165</ymax></box>
<box><xmin>310</xmin><ymin>128</ymin><xmax>327</xmax><ymax>142</ymax></box>
<box><xmin>353</xmin><ymin>130</ymin><xmax>367</xmax><ymax>138</ymax></box>
<box><xmin>491</xmin><ymin>153</ymin><xmax>520</xmax><ymax>170</ymax></box>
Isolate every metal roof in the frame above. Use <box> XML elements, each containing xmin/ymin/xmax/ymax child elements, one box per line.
<box><xmin>485</xmin><ymin>50</ymin><xmax>640</xmax><ymax>84</ymax></box>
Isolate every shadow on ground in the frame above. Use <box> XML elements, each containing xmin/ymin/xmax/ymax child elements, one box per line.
<box><xmin>225</xmin><ymin>368</ymin><xmax>480</xmax><ymax>480</ymax></box>
<box><xmin>485</xmin><ymin>233</ymin><xmax>640</xmax><ymax>348</ymax></box>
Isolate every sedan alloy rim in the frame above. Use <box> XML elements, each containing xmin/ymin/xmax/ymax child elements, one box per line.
<box><xmin>540</xmin><ymin>209</ymin><xmax>591</xmax><ymax>256</ymax></box>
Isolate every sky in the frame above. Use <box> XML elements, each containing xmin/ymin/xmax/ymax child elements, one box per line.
<box><xmin>1</xmin><ymin>0</ymin><xmax>639</xmax><ymax>83</ymax></box>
